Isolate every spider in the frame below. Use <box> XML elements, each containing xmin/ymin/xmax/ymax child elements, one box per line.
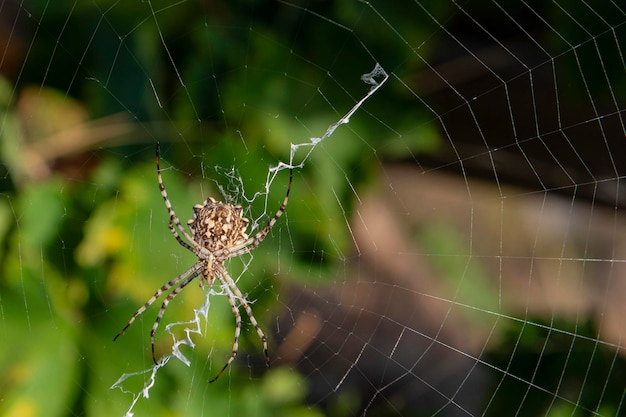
<box><xmin>114</xmin><ymin>143</ymin><xmax>292</xmax><ymax>383</ymax></box>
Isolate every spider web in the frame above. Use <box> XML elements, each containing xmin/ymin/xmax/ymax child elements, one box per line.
<box><xmin>0</xmin><ymin>1</ymin><xmax>625</xmax><ymax>417</ymax></box>
<box><xmin>108</xmin><ymin>64</ymin><xmax>387</xmax><ymax>417</ymax></box>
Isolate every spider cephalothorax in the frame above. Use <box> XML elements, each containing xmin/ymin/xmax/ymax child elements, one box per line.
<box><xmin>114</xmin><ymin>144</ymin><xmax>293</xmax><ymax>383</ymax></box>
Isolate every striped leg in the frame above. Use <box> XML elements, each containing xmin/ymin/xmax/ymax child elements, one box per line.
<box><xmin>156</xmin><ymin>143</ymin><xmax>197</xmax><ymax>250</ymax></box>
<box><xmin>229</xmin><ymin>168</ymin><xmax>293</xmax><ymax>257</ymax></box>
<box><xmin>113</xmin><ymin>263</ymin><xmax>203</xmax><ymax>341</ymax></box>
<box><xmin>167</xmin><ymin>223</ymin><xmax>195</xmax><ymax>253</ymax></box>
<box><xmin>209</xmin><ymin>273</ymin><xmax>241</xmax><ymax>383</ymax></box>
<box><xmin>150</xmin><ymin>269</ymin><xmax>203</xmax><ymax>364</ymax></box>
<box><xmin>209</xmin><ymin>264</ymin><xmax>269</xmax><ymax>383</ymax></box>
<box><xmin>209</xmin><ymin>268</ymin><xmax>242</xmax><ymax>383</ymax></box>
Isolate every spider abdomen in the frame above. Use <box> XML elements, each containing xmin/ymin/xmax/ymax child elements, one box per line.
<box><xmin>187</xmin><ymin>197</ymin><xmax>250</xmax><ymax>253</ymax></box>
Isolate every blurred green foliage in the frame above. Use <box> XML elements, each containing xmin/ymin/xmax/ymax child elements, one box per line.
<box><xmin>1</xmin><ymin>0</ymin><xmax>625</xmax><ymax>416</ymax></box>
<box><xmin>1</xmin><ymin>1</ymin><xmax>387</xmax><ymax>415</ymax></box>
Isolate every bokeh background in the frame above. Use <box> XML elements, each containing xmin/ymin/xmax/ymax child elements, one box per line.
<box><xmin>1</xmin><ymin>1</ymin><xmax>625</xmax><ymax>416</ymax></box>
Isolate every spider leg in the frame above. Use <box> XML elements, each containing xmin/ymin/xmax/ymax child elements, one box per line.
<box><xmin>113</xmin><ymin>262</ymin><xmax>203</xmax><ymax>341</ymax></box>
<box><xmin>209</xmin><ymin>268</ymin><xmax>242</xmax><ymax>383</ymax></box>
<box><xmin>229</xmin><ymin>168</ymin><xmax>293</xmax><ymax>256</ymax></box>
<box><xmin>156</xmin><ymin>143</ymin><xmax>198</xmax><ymax>251</ymax></box>
<box><xmin>209</xmin><ymin>264</ymin><xmax>269</xmax><ymax>383</ymax></box>
<box><xmin>167</xmin><ymin>223</ymin><xmax>195</xmax><ymax>253</ymax></box>
<box><xmin>150</xmin><ymin>268</ymin><xmax>203</xmax><ymax>365</ymax></box>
